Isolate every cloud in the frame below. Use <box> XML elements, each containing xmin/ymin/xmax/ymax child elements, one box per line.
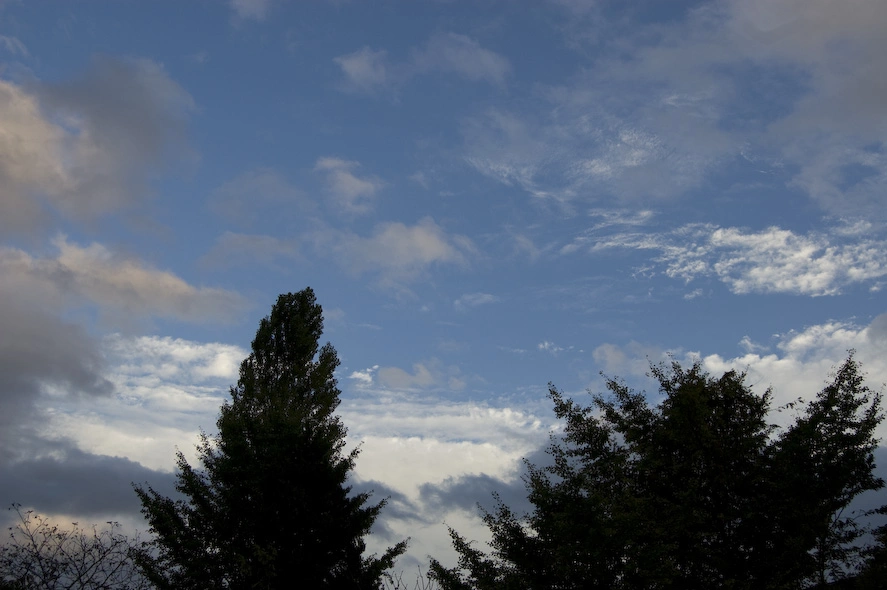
<box><xmin>0</xmin><ymin>300</ymin><xmax>111</xmax><ymax>464</ymax></box>
<box><xmin>538</xmin><ymin>340</ymin><xmax>566</xmax><ymax>354</ymax></box>
<box><xmin>411</xmin><ymin>32</ymin><xmax>512</xmax><ymax>87</ymax></box>
<box><xmin>0</xmin><ymin>447</ymin><xmax>178</xmax><ymax>518</ymax></box>
<box><xmin>208</xmin><ymin>168</ymin><xmax>309</xmax><ymax>225</ymax></box>
<box><xmin>462</xmin><ymin>0</ymin><xmax>887</xmax><ymax>215</ymax></box>
<box><xmin>229</xmin><ymin>0</ymin><xmax>270</xmax><ymax>21</ymax></box>
<box><xmin>311</xmin><ymin>217</ymin><xmax>475</xmax><ymax>289</ymax></box>
<box><xmin>588</xmin><ymin>223</ymin><xmax>887</xmax><ymax>296</ymax></box>
<box><xmin>334</xmin><ymin>47</ymin><xmax>390</xmax><ymax>95</ymax></box>
<box><xmin>348</xmin><ymin>365</ymin><xmax>379</xmax><ymax>386</ymax></box>
<box><xmin>0</xmin><ymin>34</ymin><xmax>27</xmax><ymax>56</ymax></box>
<box><xmin>314</xmin><ymin>157</ymin><xmax>383</xmax><ymax>215</ymax></box>
<box><xmin>0</xmin><ymin>56</ymin><xmax>194</xmax><ymax>232</ymax></box>
<box><xmin>1</xmin><ymin>236</ymin><xmax>246</xmax><ymax>323</ymax></box>
<box><xmin>334</xmin><ymin>33</ymin><xmax>510</xmax><ymax>96</ymax></box>
<box><xmin>201</xmin><ymin>232</ymin><xmax>301</xmax><ymax>270</ymax></box>
<box><xmin>454</xmin><ymin>292</ymin><xmax>499</xmax><ymax>311</ymax></box>
<box><xmin>592</xmin><ymin>314</ymin><xmax>887</xmax><ymax>436</ymax></box>
<box><xmin>377</xmin><ymin>363</ymin><xmax>438</xmax><ymax>390</ymax></box>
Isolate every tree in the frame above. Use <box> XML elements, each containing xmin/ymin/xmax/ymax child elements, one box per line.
<box><xmin>135</xmin><ymin>288</ymin><xmax>406</xmax><ymax>589</ymax></box>
<box><xmin>0</xmin><ymin>504</ymin><xmax>149</xmax><ymax>590</ymax></box>
<box><xmin>430</xmin><ymin>355</ymin><xmax>883</xmax><ymax>590</ymax></box>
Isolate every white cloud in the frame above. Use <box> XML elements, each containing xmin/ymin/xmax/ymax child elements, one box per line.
<box><xmin>538</xmin><ymin>340</ymin><xmax>565</xmax><ymax>354</ymax></box>
<box><xmin>311</xmin><ymin>217</ymin><xmax>475</xmax><ymax>289</ymax></box>
<box><xmin>334</xmin><ymin>47</ymin><xmax>390</xmax><ymax>95</ymax></box>
<box><xmin>43</xmin><ymin>335</ymin><xmax>246</xmax><ymax>472</ymax></box>
<box><xmin>454</xmin><ymin>292</ymin><xmax>499</xmax><ymax>311</ymax></box>
<box><xmin>593</xmin><ymin>315</ymin><xmax>887</xmax><ymax>437</ymax></box>
<box><xmin>229</xmin><ymin>0</ymin><xmax>270</xmax><ymax>21</ymax></box>
<box><xmin>0</xmin><ymin>236</ymin><xmax>245</xmax><ymax>324</ymax></box>
<box><xmin>348</xmin><ymin>365</ymin><xmax>379</xmax><ymax>387</ymax></box>
<box><xmin>590</xmin><ymin>223</ymin><xmax>887</xmax><ymax>296</ymax></box>
<box><xmin>314</xmin><ymin>157</ymin><xmax>383</xmax><ymax>215</ymax></box>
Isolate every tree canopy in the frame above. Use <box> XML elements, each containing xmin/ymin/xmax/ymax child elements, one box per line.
<box><xmin>135</xmin><ymin>288</ymin><xmax>406</xmax><ymax>589</ymax></box>
<box><xmin>430</xmin><ymin>354</ymin><xmax>884</xmax><ymax>590</ymax></box>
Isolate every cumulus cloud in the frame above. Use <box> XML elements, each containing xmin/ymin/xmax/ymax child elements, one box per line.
<box><xmin>311</xmin><ymin>217</ymin><xmax>475</xmax><ymax>289</ymax></box>
<box><xmin>0</xmin><ymin>56</ymin><xmax>194</xmax><ymax>232</ymax></box>
<box><xmin>348</xmin><ymin>365</ymin><xmax>379</xmax><ymax>386</ymax></box>
<box><xmin>1</xmin><ymin>236</ymin><xmax>246</xmax><ymax>323</ymax></box>
<box><xmin>314</xmin><ymin>157</ymin><xmax>383</xmax><ymax>215</ymax></box>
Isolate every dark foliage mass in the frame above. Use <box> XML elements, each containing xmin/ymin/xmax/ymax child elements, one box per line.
<box><xmin>134</xmin><ymin>288</ymin><xmax>406</xmax><ymax>589</ymax></box>
<box><xmin>430</xmin><ymin>354</ymin><xmax>886</xmax><ymax>590</ymax></box>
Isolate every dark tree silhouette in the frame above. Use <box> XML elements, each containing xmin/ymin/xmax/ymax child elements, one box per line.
<box><xmin>0</xmin><ymin>504</ymin><xmax>149</xmax><ymax>590</ymax></box>
<box><xmin>136</xmin><ymin>288</ymin><xmax>406</xmax><ymax>589</ymax></box>
<box><xmin>430</xmin><ymin>355</ymin><xmax>883</xmax><ymax>590</ymax></box>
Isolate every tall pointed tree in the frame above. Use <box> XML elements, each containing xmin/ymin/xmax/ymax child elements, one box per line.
<box><xmin>135</xmin><ymin>289</ymin><xmax>406</xmax><ymax>589</ymax></box>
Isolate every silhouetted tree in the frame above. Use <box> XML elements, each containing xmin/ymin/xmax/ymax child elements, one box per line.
<box><xmin>136</xmin><ymin>288</ymin><xmax>406</xmax><ymax>589</ymax></box>
<box><xmin>0</xmin><ymin>504</ymin><xmax>149</xmax><ymax>590</ymax></box>
<box><xmin>430</xmin><ymin>354</ymin><xmax>883</xmax><ymax>590</ymax></box>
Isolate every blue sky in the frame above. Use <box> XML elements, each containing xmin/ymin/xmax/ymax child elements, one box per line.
<box><xmin>2</xmin><ymin>0</ymin><xmax>887</xmax><ymax>569</ymax></box>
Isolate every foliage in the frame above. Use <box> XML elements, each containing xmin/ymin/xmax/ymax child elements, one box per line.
<box><xmin>430</xmin><ymin>354</ymin><xmax>884</xmax><ymax>590</ymax></box>
<box><xmin>0</xmin><ymin>504</ymin><xmax>149</xmax><ymax>590</ymax></box>
<box><xmin>135</xmin><ymin>288</ymin><xmax>406</xmax><ymax>589</ymax></box>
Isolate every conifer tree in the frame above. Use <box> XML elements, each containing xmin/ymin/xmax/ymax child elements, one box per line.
<box><xmin>430</xmin><ymin>355</ymin><xmax>883</xmax><ymax>589</ymax></box>
<box><xmin>136</xmin><ymin>288</ymin><xmax>406</xmax><ymax>589</ymax></box>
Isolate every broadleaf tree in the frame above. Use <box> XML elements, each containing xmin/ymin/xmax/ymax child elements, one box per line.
<box><xmin>136</xmin><ymin>288</ymin><xmax>406</xmax><ymax>589</ymax></box>
<box><xmin>430</xmin><ymin>354</ymin><xmax>883</xmax><ymax>590</ymax></box>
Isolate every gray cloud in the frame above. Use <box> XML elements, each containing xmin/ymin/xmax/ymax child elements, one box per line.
<box><xmin>334</xmin><ymin>32</ymin><xmax>510</xmax><ymax>96</ymax></box>
<box><xmin>310</xmin><ymin>217</ymin><xmax>475</xmax><ymax>291</ymax></box>
<box><xmin>1</xmin><ymin>237</ymin><xmax>246</xmax><ymax>324</ymax></box>
<box><xmin>0</xmin><ymin>56</ymin><xmax>194</xmax><ymax>232</ymax></box>
<box><xmin>0</xmin><ymin>298</ymin><xmax>111</xmax><ymax>463</ymax></box>
<box><xmin>0</xmin><ymin>445</ymin><xmax>178</xmax><ymax>518</ymax></box>
<box><xmin>208</xmin><ymin>167</ymin><xmax>310</xmax><ymax>226</ymax></box>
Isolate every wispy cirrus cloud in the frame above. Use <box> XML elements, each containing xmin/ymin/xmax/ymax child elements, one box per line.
<box><xmin>229</xmin><ymin>0</ymin><xmax>270</xmax><ymax>22</ymax></box>
<box><xmin>334</xmin><ymin>32</ymin><xmax>511</xmax><ymax>96</ymax></box>
<box><xmin>463</xmin><ymin>0</ymin><xmax>887</xmax><ymax>216</ymax></box>
<box><xmin>454</xmin><ymin>292</ymin><xmax>499</xmax><ymax>311</ymax></box>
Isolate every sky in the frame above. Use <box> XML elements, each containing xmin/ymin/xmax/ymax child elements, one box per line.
<box><xmin>1</xmin><ymin>0</ymin><xmax>887</xmax><ymax>572</ymax></box>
